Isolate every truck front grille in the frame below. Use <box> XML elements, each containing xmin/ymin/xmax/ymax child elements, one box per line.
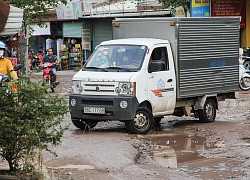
<box><xmin>81</xmin><ymin>82</ymin><xmax>118</xmax><ymax>96</ymax></box>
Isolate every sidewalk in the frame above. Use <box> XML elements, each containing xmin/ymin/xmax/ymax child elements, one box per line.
<box><xmin>31</xmin><ymin>69</ymin><xmax>77</xmax><ymax>76</ymax></box>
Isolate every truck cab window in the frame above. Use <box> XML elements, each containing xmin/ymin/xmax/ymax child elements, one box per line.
<box><xmin>149</xmin><ymin>47</ymin><xmax>169</xmax><ymax>72</ymax></box>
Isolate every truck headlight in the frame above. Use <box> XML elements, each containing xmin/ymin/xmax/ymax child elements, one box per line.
<box><xmin>115</xmin><ymin>82</ymin><xmax>135</xmax><ymax>95</ymax></box>
<box><xmin>71</xmin><ymin>81</ymin><xmax>83</xmax><ymax>94</ymax></box>
<box><xmin>120</xmin><ymin>100</ymin><xmax>128</xmax><ymax>108</ymax></box>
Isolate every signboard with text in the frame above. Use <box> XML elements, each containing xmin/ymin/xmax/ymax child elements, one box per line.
<box><xmin>82</xmin><ymin>29</ymin><xmax>91</xmax><ymax>51</ymax></box>
<box><xmin>191</xmin><ymin>0</ymin><xmax>210</xmax><ymax>17</ymax></box>
<box><xmin>211</xmin><ymin>0</ymin><xmax>246</xmax><ymax>28</ymax></box>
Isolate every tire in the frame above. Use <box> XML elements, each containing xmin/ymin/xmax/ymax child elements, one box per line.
<box><xmin>44</xmin><ymin>79</ymin><xmax>52</xmax><ymax>93</ymax></box>
<box><xmin>198</xmin><ymin>99</ymin><xmax>216</xmax><ymax>123</ymax></box>
<box><xmin>154</xmin><ymin>117</ymin><xmax>163</xmax><ymax>124</ymax></box>
<box><xmin>239</xmin><ymin>77</ymin><xmax>250</xmax><ymax>91</ymax></box>
<box><xmin>243</xmin><ymin>60</ymin><xmax>250</xmax><ymax>70</ymax></box>
<box><xmin>72</xmin><ymin>119</ymin><xmax>98</xmax><ymax>130</ymax></box>
<box><xmin>44</xmin><ymin>78</ymin><xmax>55</xmax><ymax>93</ymax></box>
<box><xmin>51</xmin><ymin>86</ymin><xmax>55</xmax><ymax>93</ymax></box>
<box><xmin>125</xmin><ymin>107</ymin><xmax>153</xmax><ymax>134</ymax></box>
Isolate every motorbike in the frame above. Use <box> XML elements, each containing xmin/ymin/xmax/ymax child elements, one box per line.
<box><xmin>31</xmin><ymin>55</ymin><xmax>41</xmax><ymax>72</ymax></box>
<box><xmin>242</xmin><ymin>47</ymin><xmax>250</xmax><ymax>70</ymax></box>
<box><xmin>0</xmin><ymin>64</ymin><xmax>22</xmax><ymax>97</ymax></box>
<box><xmin>42</xmin><ymin>62</ymin><xmax>59</xmax><ymax>93</ymax></box>
<box><xmin>239</xmin><ymin>64</ymin><xmax>250</xmax><ymax>91</ymax></box>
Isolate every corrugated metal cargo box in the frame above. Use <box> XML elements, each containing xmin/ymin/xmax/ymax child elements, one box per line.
<box><xmin>113</xmin><ymin>17</ymin><xmax>240</xmax><ymax>99</ymax></box>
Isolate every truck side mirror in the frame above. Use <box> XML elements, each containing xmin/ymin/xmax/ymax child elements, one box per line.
<box><xmin>148</xmin><ymin>62</ymin><xmax>165</xmax><ymax>73</ymax></box>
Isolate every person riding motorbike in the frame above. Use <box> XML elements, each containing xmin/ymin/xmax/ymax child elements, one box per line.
<box><xmin>0</xmin><ymin>41</ymin><xmax>18</xmax><ymax>80</ymax></box>
<box><xmin>42</xmin><ymin>48</ymin><xmax>58</xmax><ymax>81</ymax></box>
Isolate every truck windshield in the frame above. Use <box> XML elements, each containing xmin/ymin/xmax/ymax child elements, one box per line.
<box><xmin>83</xmin><ymin>45</ymin><xmax>147</xmax><ymax>71</ymax></box>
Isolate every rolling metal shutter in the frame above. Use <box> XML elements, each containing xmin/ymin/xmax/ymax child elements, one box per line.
<box><xmin>94</xmin><ymin>19</ymin><xmax>113</xmax><ymax>48</ymax></box>
<box><xmin>63</xmin><ymin>22</ymin><xmax>82</xmax><ymax>38</ymax></box>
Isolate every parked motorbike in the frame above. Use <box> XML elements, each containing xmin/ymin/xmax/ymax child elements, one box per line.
<box><xmin>242</xmin><ymin>47</ymin><xmax>250</xmax><ymax>70</ymax></box>
<box><xmin>243</xmin><ymin>57</ymin><xmax>250</xmax><ymax>70</ymax></box>
<box><xmin>239</xmin><ymin>64</ymin><xmax>250</xmax><ymax>91</ymax></box>
<box><xmin>42</xmin><ymin>62</ymin><xmax>59</xmax><ymax>93</ymax></box>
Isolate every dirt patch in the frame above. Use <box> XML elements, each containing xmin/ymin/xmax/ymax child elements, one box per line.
<box><xmin>46</xmin><ymin>157</ymin><xmax>113</xmax><ymax>180</ymax></box>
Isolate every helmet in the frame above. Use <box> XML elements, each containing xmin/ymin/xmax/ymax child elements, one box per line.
<box><xmin>0</xmin><ymin>41</ymin><xmax>6</xmax><ymax>49</ymax></box>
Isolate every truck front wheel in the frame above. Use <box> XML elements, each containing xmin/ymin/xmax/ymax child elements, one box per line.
<box><xmin>125</xmin><ymin>107</ymin><xmax>153</xmax><ymax>134</ymax></box>
<box><xmin>198</xmin><ymin>99</ymin><xmax>216</xmax><ymax>123</ymax></box>
<box><xmin>72</xmin><ymin>119</ymin><xmax>98</xmax><ymax>130</ymax></box>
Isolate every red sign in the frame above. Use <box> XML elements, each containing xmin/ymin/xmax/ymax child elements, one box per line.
<box><xmin>211</xmin><ymin>0</ymin><xmax>246</xmax><ymax>28</ymax></box>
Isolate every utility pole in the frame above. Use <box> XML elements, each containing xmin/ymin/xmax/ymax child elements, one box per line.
<box><xmin>25</xmin><ymin>24</ymin><xmax>29</xmax><ymax>76</ymax></box>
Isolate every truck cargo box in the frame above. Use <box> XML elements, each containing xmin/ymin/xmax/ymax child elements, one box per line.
<box><xmin>113</xmin><ymin>17</ymin><xmax>240</xmax><ymax>99</ymax></box>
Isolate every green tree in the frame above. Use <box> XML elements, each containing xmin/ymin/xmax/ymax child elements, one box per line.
<box><xmin>6</xmin><ymin>0</ymin><xmax>67</xmax><ymax>24</ymax></box>
<box><xmin>159</xmin><ymin>0</ymin><xmax>190</xmax><ymax>17</ymax></box>
<box><xmin>0</xmin><ymin>78</ymin><xmax>68</xmax><ymax>176</ymax></box>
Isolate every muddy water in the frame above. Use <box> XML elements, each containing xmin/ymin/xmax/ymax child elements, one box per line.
<box><xmin>141</xmin><ymin>123</ymin><xmax>243</xmax><ymax>179</ymax></box>
<box><xmin>143</xmin><ymin>131</ymin><xmax>215</xmax><ymax>168</ymax></box>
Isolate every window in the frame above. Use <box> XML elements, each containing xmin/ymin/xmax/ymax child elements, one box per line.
<box><xmin>149</xmin><ymin>47</ymin><xmax>169</xmax><ymax>72</ymax></box>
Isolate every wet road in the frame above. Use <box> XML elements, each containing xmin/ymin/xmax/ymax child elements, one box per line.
<box><xmin>32</xmin><ymin>70</ymin><xmax>250</xmax><ymax>179</ymax></box>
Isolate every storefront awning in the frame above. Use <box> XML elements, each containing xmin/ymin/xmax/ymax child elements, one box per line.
<box><xmin>0</xmin><ymin>5</ymin><xmax>24</xmax><ymax>36</ymax></box>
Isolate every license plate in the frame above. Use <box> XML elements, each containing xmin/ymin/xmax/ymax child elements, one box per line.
<box><xmin>84</xmin><ymin>107</ymin><xmax>105</xmax><ymax>114</ymax></box>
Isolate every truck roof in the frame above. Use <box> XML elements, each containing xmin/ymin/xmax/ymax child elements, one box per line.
<box><xmin>100</xmin><ymin>38</ymin><xmax>170</xmax><ymax>47</ymax></box>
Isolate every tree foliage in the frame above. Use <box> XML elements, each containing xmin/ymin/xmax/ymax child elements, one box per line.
<box><xmin>6</xmin><ymin>0</ymin><xmax>67</xmax><ymax>24</ymax></box>
<box><xmin>159</xmin><ymin>0</ymin><xmax>190</xmax><ymax>16</ymax></box>
<box><xmin>0</xmin><ymin>77</ymin><xmax>68</xmax><ymax>175</ymax></box>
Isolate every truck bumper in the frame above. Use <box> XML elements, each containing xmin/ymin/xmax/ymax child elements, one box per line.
<box><xmin>69</xmin><ymin>95</ymin><xmax>139</xmax><ymax>121</ymax></box>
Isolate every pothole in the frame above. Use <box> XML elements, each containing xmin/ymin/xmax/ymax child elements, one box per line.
<box><xmin>133</xmin><ymin>126</ymin><xmax>244</xmax><ymax>179</ymax></box>
<box><xmin>143</xmin><ymin>132</ymin><xmax>215</xmax><ymax>168</ymax></box>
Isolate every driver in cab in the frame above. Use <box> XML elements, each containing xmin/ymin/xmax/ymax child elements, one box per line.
<box><xmin>90</xmin><ymin>48</ymin><xmax>109</xmax><ymax>68</ymax></box>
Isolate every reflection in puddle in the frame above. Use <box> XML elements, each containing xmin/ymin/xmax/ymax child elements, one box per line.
<box><xmin>143</xmin><ymin>132</ymin><xmax>215</xmax><ymax>168</ymax></box>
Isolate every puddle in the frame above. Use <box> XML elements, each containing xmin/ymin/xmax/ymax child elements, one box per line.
<box><xmin>143</xmin><ymin>132</ymin><xmax>215</xmax><ymax>168</ymax></box>
<box><xmin>141</xmin><ymin>130</ymin><xmax>242</xmax><ymax>179</ymax></box>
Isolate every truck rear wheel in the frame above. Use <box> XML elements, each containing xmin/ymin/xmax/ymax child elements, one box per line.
<box><xmin>198</xmin><ymin>99</ymin><xmax>216</xmax><ymax>123</ymax></box>
<box><xmin>125</xmin><ymin>107</ymin><xmax>153</xmax><ymax>134</ymax></box>
<box><xmin>72</xmin><ymin>119</ymin><xmax>98</xmax><ymax>130</ymax></box>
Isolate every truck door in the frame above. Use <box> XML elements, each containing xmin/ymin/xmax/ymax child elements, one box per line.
<box><xmin>147</xmin><ymin>45</ymin><xmax>176</xmax><ymax>114</ymax></box>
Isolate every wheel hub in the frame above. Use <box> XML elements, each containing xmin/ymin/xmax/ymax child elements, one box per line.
<box><xmin>134</xmin><ymin>113</ymin><xmax>147</xmax><ymax>129</ymax></box>
<box><xmin>206</xmin><ymin>103</ymin><xmax>213</xmax><ymax>119</ymax></box>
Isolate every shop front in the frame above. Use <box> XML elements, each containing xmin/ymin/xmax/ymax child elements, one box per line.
<box><xmin>61</xmin><ymin>21</ymin><xmax>83</xmax><ymax>70</ymax></box>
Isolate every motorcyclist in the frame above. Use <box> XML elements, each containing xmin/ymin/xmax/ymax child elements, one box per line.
<box><xmin>0</xmin><ymin>41</ymin><xmax>18</xmax><ymax>80</ymax></box>
<box><xmin>42</xmin><ymin>48</ymin><xmax>58</xmax><ymax>81</ymax></box>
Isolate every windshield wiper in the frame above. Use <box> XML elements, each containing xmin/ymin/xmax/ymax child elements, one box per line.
<box><xmin>106</xmin><ymin>67</ymin><xmax>134</xmax><ymax>72</ymax></box>
<box><xmin>84</xmin><ymin>67</ymin><xmax>107</xmax><ymax>71</ymax></box>
<box><xmin>85</xmin><ymin>66</ymin><xmax>101</xmax><ymax>69</ymax></box>
<box><xmin>106</xmin><ymin>66</ymin><xmax>123</xmax><ymax>69</ymax></box>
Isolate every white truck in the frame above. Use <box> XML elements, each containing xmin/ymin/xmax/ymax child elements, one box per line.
<box><xmin>69</xmin><ymin>17</ymin><xmax>240</xmax><ymax>134</ymax></box>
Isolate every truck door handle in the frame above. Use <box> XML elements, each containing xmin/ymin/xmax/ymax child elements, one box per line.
<box><xmin>167</xmin><ymin>79</ymin><xmax>173</xmax><ymax>82</ymax></box>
